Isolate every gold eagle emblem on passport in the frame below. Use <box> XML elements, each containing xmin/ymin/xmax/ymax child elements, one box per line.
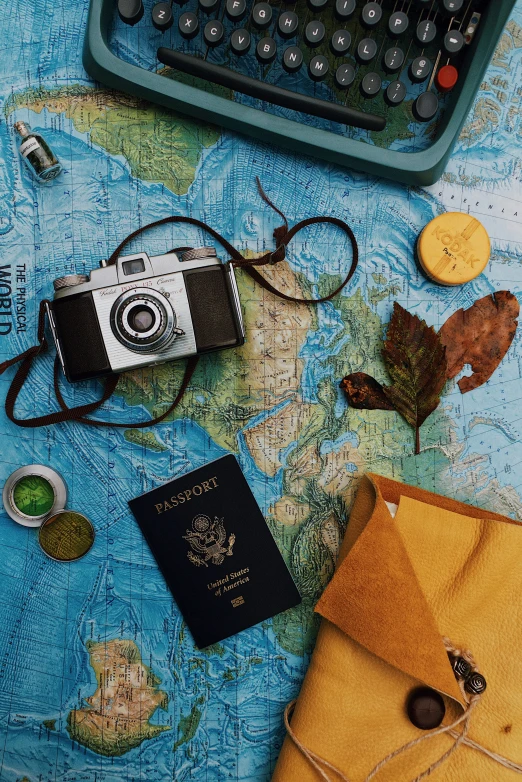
<box><xmin>183</xmin><ymin>514</ymin><xmax>235</xmax><ymax>567</ymax></box>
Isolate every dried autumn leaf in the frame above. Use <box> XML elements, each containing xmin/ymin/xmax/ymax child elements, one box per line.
<box><xmin>382</xmin><ymin>303</ymin><xmax>448</xmax><ymax>454</ymax></box>
<box><xmin>340</xmin><ymin>373</ymin><xmax>395</xmax><ymax>411</ymax></box>
<box><xmin>439</xmin><ymin>291</ymin><xmax>519</xmax><ymax>394</ymax></box>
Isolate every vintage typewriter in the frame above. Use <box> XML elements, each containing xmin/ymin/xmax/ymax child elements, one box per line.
<box><xmin>84</xmin><ymin>0</ymin><xmax>516</xmax><ymax>184</ymax></box>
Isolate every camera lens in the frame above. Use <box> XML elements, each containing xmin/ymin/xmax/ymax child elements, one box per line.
<box><xmin>128</xmin><ymin>305</ymin><xmax>155</xmax><ymax>333</ymax></box>
<box><xmin>111</xmin><ymin>288</ymin><xmax>181</xmax><ymax>354</ymax></box>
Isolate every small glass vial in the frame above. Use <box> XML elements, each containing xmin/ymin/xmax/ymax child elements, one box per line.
<box><xmin>14</xmin><ymin>121</ymin><xmax>62</xmax><ymax>183</ymax></box>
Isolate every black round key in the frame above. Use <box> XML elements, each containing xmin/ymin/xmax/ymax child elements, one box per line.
<box><xmin>282</xmin><ymin>45</ymin><xmax>303</xmax><ymax>71</ymax></box>
<box><xmin>335</xmin><ymin>63</ymin><xmax>355</xmax><ymax>88</ymax></box>
<box><xmin>230</xmin><ymin>27</ymin><xmax>251</xmax><ymax>53</ymax></box>
<box><xmin>152</xmin><ymin>2</ymin><xmax>173</xmax><ymax>30</ymax></box>
<box><xmin>385</xmin><ymin>80</ymin><xmax>406</xmax><ymax>106</ymax></box>
<box><xmin>357</xmin><ymin>37</ymin><xmax>377</xmax><ymax>63</ymax></box>
<box><xmin>361</xmin><ymin>2</ymin><xmax>382</xmax><ymax>28</ymax></box>
<box><xmin>335</xmin><ymin>0</ymin><xmax>355</xmax><ymax>19</ymax></box>
<box><xmin>444</xmin><ymin>29</ymin><xmax>464</xmax><ymax>55</ymax></box>
<box><xmin>118</xmin><ymin>0</ymin><xmax>144</xmax><ymax>25</ymax></box>
<box><xmin>179</xmin><ymin>11</ymin><xmax>199</xmax><ymax>38</ymax></box>
<box><xmin>204</xmin><ymin>19</ymin><xmax>224</xmax><ymax>45</ymax></box>
<box><xmin>410</xmin><ymin>56</ymin><xmax>432</xmax><ymax>82</ymax></box>
<box><xmin>413</xmin><ymin>91</ymin><xmax>439</xmax><ymax>122</ymax></box>
<box><xmin>383</xmin><ymin>47</ymin><xmax>404</xmax><ymax>73</ymax></box>
<box><xmin>226</xmin><ymin>0</ymin><xmax>247</xmax><ymax>19</ymax></box>
<box><xmin>308</xmin><ymin>0</ymin><xmax>329</xmax><ymax>9</ymax></box>
<box><xmin>442</xmin><ymin>0</ymin><xmax>464</xmax><ymax>15</ymax></box>
<box><xmin>278</xmin><ymin>11</ymin><xmax>299</xmax><ymax>37</ymax></box>
<box><xmin>416</xmin><ymin>19</ymin><xmax>437</xmax><ymax>45</ymax></box>
<box><xmin>256</xmin><ymin>36</ymin><xmax>277</xmax><ymax>62</ymax></box>
<box><xmin>305</xmin><ymin>20</ymin><xmax>325</xmax><ymax>47</ymax></box>
<box><xmin>309</xmin><ymin>55</ymin><xmax>329</xmax><ymax>81</ymax></box>
<box><xmin>199</xmin><ymin>0</ymin><xmax>219</xmax><ymax>11</ymax></box>
<box><xmin>331</xmin><ymin>29</ymin><xmax>351</xmax><ymax>55</ymax></box>
<box><xmin>361</xmin><ymin>72</ymin><xmax>381</xmax><ymax>98</ymax></box>
<box><xmin>283</xmin><ymin>45</ymin><xmax>303</xmax><ymax>72</ymax></box>
<box><xmin>388</xmin><ymin>11</ymin><xmax>409</xmax><ymax>37</ymax></box>
<box><xmin>407</xmin><ymin>687</ymin><xmax>445</xmax><ymax>730</ymax></box>
<box><xmin>252</xmin><ymin>2</ymin><xmax>273</xmax><ymax>27</ymax></box>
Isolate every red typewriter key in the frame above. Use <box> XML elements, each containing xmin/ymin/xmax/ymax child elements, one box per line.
<box><xmin>436</xmin><ymin>64</ymin><xmax>459</xmax><ymax>93</ymax></box>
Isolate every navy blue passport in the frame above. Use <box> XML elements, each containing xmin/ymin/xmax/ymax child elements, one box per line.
<box><xmin>128</xmin><ymin>455</ymin><xmax>301</xmax><ymax>648</ymax></box>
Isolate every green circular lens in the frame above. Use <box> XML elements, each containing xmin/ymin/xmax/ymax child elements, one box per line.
<box><xmin>38</xmin><ymin>511</ymin><xmax>95</xmax><ymax>562</ymax></box>
<box><xmin>12</xmin><ymin>475</ymin><xmax>55</xmax><ymax>518</ymax></box>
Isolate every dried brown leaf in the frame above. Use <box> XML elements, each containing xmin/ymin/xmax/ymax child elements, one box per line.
<box><xmin>382</xmin><ymin>303</ymin><xmax>448</xmax><ymax>454</ymax></box>
<box><xmin>340</xmin><ymin>373</ymin><xmax>395</xmax><ymax>411</ymax></box>
<box><xmin>439</xmin><ymin>291</ymin><xmax>519</xmax><ymax>393</ymax></box>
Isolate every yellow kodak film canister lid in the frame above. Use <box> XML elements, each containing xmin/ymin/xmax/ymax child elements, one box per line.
<box><xmin>417</xmin><ymin>212</ymin><xmax>490</xmax><ymax>286</ymax></box>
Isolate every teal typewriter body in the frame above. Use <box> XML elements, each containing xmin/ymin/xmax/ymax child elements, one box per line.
<box><xmin>84</xmin><ymin>0</ymin><xmax>516</xmax><ymax>185</ymax></box>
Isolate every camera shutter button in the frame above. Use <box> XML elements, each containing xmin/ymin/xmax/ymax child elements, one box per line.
<box><xmin>53</xmin><ymin>274</ymin><xmax>89</xmax><ymax>291</ymax></box>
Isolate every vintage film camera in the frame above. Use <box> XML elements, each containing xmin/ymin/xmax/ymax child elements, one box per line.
<box><xmin>48</xmin><ymin>248</ymin><xmax>245</xmax><ymax>382</ymax></box>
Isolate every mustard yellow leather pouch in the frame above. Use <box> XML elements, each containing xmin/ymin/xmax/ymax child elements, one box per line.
<box><xmin>272</xmin><ymin>473</ymin><xmax>522</xmax><ymax>781</ymax></box>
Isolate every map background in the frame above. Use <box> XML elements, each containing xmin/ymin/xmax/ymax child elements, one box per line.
<box><xmin>1</xmin><ymin>1</ymin><xmax>522</xmax><ymax>780</ymax></box>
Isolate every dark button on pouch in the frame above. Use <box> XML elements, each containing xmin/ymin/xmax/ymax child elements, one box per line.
<box><xmin>465</xmin><ymin>673</ymin><xmax>487</xmax><ymax>696</ymax></box>
<box><xmin>407</xmin><ymin>687</ymin><xmax>446</xmax><ymax>730</ymax></box>
<box><xmin>451</xmin><ymin>656</ymin><xmax>472</xmax><ymax>680</ymax></box>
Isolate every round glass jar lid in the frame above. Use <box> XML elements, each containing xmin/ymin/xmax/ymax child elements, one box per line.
<box><xmin>38</xmin><ymin>510</ymin><xmax>95</xmax><ymax>562</ymax></box>
<box><xmin>2</xmin><ymin>465</ymin><xmax>67</xmax><ymax>528</ymax></box>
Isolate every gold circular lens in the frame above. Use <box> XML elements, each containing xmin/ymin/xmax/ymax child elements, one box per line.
<box><xmin>38</xmin><ymin>511</ymin><xmax>95</xmax><ymax>562</ymax></box>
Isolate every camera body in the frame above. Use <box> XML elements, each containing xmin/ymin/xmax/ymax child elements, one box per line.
<box><xmin>48</xmin><ymin>248</ymin><xmax>245</xmax><ymax>382</ymax></box>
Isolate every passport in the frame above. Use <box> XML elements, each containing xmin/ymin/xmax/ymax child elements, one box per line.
<box><xmin>128</xmin><ymin>455</ymin><xmax>301</xmax><ymax>648</ymax></box>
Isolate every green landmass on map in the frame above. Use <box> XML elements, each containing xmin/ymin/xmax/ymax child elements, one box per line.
<box><xmin>67</xmin><ymin>639</ymin><xmax>169</xmax><ymax>757</ymax></box>
<box><xmin>5</xmin><ymin>86</ymin><xmax>220</xmax><ymax>196</ymax></box>
<box><xmin>173</xmin><ymin>696</ymin><xmax>204</xmax><ymax>751</ymax></box>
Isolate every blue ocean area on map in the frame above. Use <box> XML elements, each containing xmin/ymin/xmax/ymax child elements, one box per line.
<box><xmin>1</xmin><ymin>0</ymin><xmax>522</xmax><ymax>780</ymax></box>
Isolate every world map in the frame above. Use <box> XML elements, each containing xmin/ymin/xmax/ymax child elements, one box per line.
<box><xmin>1</xmin><ymin>1</ymin><xmax>522</xmax><ymax>781</ymax></box>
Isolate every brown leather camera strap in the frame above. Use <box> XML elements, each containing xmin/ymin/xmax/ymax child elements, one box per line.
<box><xmin>0</xmin><ymin>180</ymin><xmax>359</xmax><ymax>428</ymax></box>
